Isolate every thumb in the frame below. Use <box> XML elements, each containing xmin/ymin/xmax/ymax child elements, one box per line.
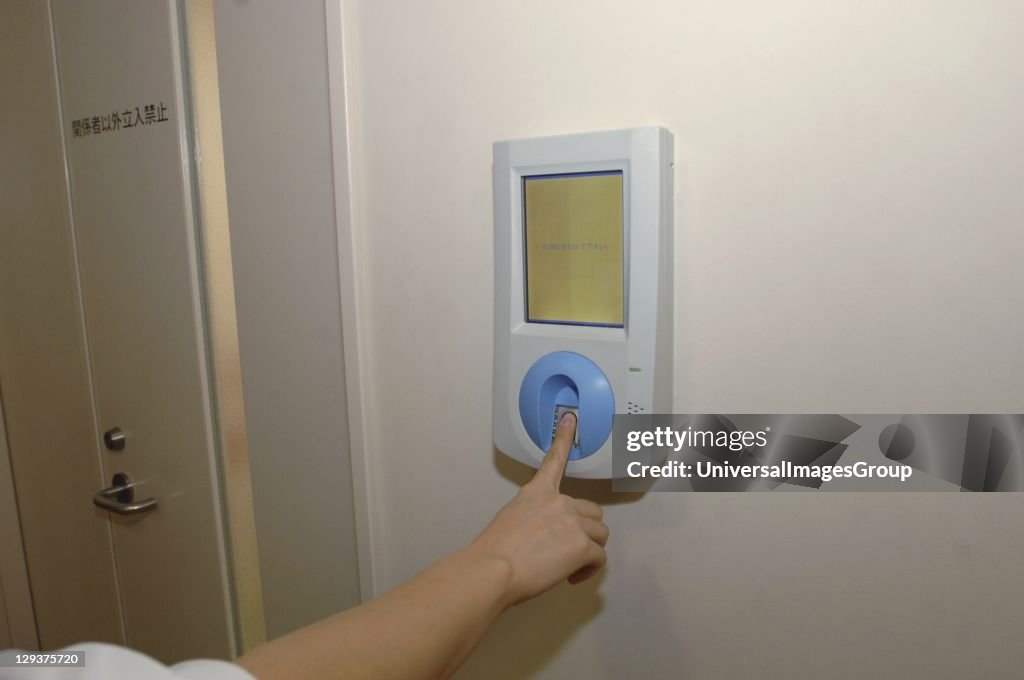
<box><xmin>534</xmin><ymin>412</ymin><xmax>577</xmax><ymax>490</ymax></box>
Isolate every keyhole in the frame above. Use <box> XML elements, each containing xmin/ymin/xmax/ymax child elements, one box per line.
<box><xmin>103</xmin><ymin>427</ymin><xmax>126</xmax><ymax>451</ymax></box>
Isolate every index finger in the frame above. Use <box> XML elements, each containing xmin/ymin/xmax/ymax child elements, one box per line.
<box><xmin>533</xmin><ymin>412</ymin><xmax>577</xmax><ymax>490</ymax></box>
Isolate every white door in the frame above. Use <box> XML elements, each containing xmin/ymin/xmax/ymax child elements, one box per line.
<box><xmin>49</xmin><ymin>0</ymin><xmax>236</xmax><ymax>663</ymax></box>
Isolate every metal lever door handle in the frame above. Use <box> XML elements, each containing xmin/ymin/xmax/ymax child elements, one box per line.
<box><xmin>93</xmin><ymin>473</ymin><xmax>157</xmax><ymax>515</ymax></box>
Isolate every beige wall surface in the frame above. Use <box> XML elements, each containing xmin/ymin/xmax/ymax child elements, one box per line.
<box><xmin>212</xmin><ymin>0</ymin><xmax>362</xmax><ymax>640</ymax></box>
<box><xmin>340</xmin><ymin>1</ymin><xmax>1024</xmax><ymax>678</ymax></box>
<box><xmin>0</xmin><ymin>389</ymin><xmax>37</xmax><ymax>650</ymax></box>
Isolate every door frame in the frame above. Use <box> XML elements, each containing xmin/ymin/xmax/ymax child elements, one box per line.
<box><xmin>325</xmin><ymin>0</ymin><xmax>379</xmax><ymax>601</ymax></box>
<box><xmin>180</xmin><ymin>0</ymin><xmax>267</xmax><ymax>653</ymax></box>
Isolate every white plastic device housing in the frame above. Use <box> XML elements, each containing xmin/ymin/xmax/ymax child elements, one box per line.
<box><xmin>492</xmin><ymin>126</ymin><xmax>674</xmax><ymax>478</ymax></box>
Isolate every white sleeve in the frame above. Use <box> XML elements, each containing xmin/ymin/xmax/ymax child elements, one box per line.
<box><xmin>0</xmin><ymin>643</ymin><xmax>256</xmax><ymax>680</ymax></box>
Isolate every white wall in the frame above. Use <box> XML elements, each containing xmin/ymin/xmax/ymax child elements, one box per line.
<box><xmin>341</xmin><ymin>1</ymin><xmax>1024</xmax><ymax>677</ymax></box>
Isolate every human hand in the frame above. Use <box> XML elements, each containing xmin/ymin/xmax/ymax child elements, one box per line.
<box><xmin>468</xmin><ymin>412</ymin><xmax>609</xmax><ymax>608</ymax></box>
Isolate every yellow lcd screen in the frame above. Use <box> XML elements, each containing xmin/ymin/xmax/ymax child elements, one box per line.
<box><xmin>523</xmin><ymin>171</ymin><xmax>624</xmax><ymax>327</ymax></box>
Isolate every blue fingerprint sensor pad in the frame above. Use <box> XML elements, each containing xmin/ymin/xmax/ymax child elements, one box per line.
<box><xmin>492</xmin><ymin>127</ymin><xmax>674</xmax><ymax>478</ymax></box>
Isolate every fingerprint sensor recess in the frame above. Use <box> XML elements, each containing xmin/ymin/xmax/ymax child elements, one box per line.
<box><xmin>518</xmin><ymin>352</ymin><xmax>614</xmax><ymax>460</ymax></box>
<box><xmin>493</xmin><ymin>127</ymin><xmax>674</xmax><ymax>478</ymax></box>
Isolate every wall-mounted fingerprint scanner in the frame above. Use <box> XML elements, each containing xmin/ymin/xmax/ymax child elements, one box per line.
<box><xmin>552</xmin><ymin>405</ymin><xmax>580</xmax><ymax>450</ymax></box>
<box><xmin>493</xmin><ymin>127</ymin><xmax>674</xmax><ymax>478</ymax></box>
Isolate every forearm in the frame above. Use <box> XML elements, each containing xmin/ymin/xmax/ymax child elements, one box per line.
<box><xmin>238</xmin><ymin>547</ymin><xmax>512</xmax><ymax>680</ymax></box>
<box><xmin>239</xmin><ymin>414</ymin><xmax>605</xmax><ymax>679</ymax></box>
